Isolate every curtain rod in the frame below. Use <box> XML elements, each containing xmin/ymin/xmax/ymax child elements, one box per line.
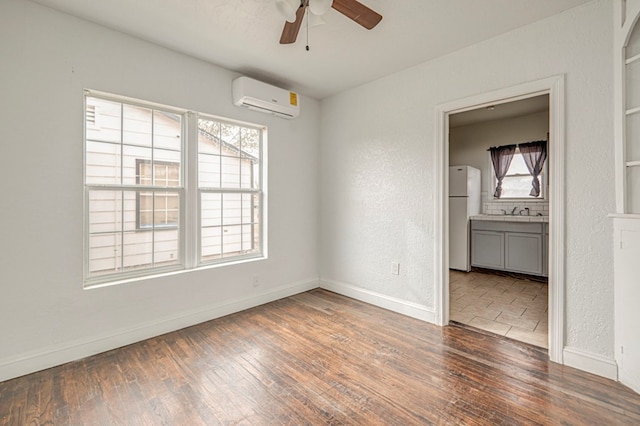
<box><xmin>486</xmin><ymin>139</ymin><xmax>547</xmax><ymax>151</ymax></box>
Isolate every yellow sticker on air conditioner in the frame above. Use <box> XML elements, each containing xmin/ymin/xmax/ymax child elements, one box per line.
<box><xmin>289</xmin><ymin>92</ymin><xmax>298</xmax><ymax>106</ymax></box>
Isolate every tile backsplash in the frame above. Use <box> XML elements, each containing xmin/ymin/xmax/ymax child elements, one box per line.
<box><xmin>483</xmin><ymin>200</ymin><xmax>548</xmax><ymax>216</ymax></box>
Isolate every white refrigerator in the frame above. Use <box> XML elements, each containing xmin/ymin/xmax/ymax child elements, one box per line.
<box><xmin>449</xmin><ymin>165</ymin><xmax>481</xmax><ymax>272</ymax></box>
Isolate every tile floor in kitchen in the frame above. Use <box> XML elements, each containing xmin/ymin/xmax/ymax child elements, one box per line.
<box><xmin>449</xmin><ymin>269</ymin><xmax>548</xmax><ymax>348</ymax></box>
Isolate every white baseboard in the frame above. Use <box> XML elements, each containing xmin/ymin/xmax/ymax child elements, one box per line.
<box><xmin>4</xmin><ymin>278</ymin><xmax>624</xmax><ymax>388</ymax></box>
<box><xmin>0</xmin><ymin>278</ymin><xmax>319</xmax><ymax>383</ymax></box>
<box><xmin>320</xmin><ymin>279</ymin><xmax>436</xmax><ymax>323</ymax></box>
<box><xmin>619</xmin><ymin>369</ymin><xmax>640</xmax><ymax>394</ymax></box>
<box><xmin>563</xmin><ymin>347</ymin><xmax>618</xmax><ymax>380</ymax></box>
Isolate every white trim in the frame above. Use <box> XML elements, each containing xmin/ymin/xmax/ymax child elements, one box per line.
<box><xmin>608</xmin><ymin>212</ymin><xmax>640</xmax><ymax>219</ymax></box>
<box><xmin>563</xmin><ymin>347</ymin><xmax>618</xmax><ymax>381</ymax></box>
<box><xmin>185</xmin><ymin>111</ymin><xmax>198</xmax><ymax>269</ymax></box>
<box><xmin>434</xmin><ymin>109</ymin><xmax>447</xmax><ymax>325</ymax></box>
<box><xmin>434</xmin><ymin>76</ymin><xmax>566</xmax><ymax>364</ymax></box>
<box><xmin>624</xmin><ymin>106</ymin><xmax>640</xmax><ymax>115</ymax></box>
<box><xmin>619</xmin><ymin>370</ymin><xmax>640</xmax><ymax>395</ymax></box>
<box><xmin>615</xmin><ymin>0</ymin><xmax>628</xmax><ymax>213</ymax></box>
<box><xmin>547</xmin><ymin>75</ymin><xmax>566</xmax><ymax>364</ymax></box>
<box><xmin>0</xmin><ymin>278</ymin><xmax>319</xmax><ymax>382</ymax></box>
<box><xmin>320</xmin><ymin>279</ymin><xmax>436</xmax><ymax>323</ymax></box>
<box><xmin>625</xmin><ymin>52</ymin><xmax>640</xmax><ymax>64</ymax></box>
<box><xmin>84</xmin><ymin>88</ymin><xmax>187</xmax><ymax>115</ymax></box>
<box><xmin>260</xmin><ymin>127</ymin><xmax>269</xmax><ymax>260</ymax></box>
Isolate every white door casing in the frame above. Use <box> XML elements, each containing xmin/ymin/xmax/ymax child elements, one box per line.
<box><xmin>434</xmin><ymin>75</ymin><xmax>565</xmax><ymax>364</ymax></box>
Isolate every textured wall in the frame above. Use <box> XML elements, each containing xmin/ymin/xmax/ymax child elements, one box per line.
<box><xmin>0</xmin><ymin>0</ymin><xmax>319</xmax><ymax>376</ymax></box>
<box><xmin>320</xmin><ymin>1</ymin><xmax>615</xmax><ymax>357</ymax></box>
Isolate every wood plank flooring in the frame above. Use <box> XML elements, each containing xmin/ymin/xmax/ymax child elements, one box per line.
<box><xmin>1</xmin><ymin>289</ymin><xmax>639</xmax><ymax>425</ymax></box>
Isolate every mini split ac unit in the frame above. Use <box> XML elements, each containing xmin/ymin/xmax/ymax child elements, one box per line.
<box><xmin>232</xmin><ymin>76</ymin><xmax>300</xmax><ymax>119</ymax></box>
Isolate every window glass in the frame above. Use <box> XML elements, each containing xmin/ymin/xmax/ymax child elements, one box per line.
<box><xmin>136</xmin><ymin>161</ymin><xmax>180</xmax><ymax>229</ymax></box>
<box><xmin>493</xmin><ymin>148</ymin><xmax>544</xmax><ymax>199</ymax></box>
<box><xmin>198</xmin><ymin>117</ymin><xmax>262</xmax><ymax>263</ymax></box>
<box><xmin>85</xmin><ymin>96</ymin><xmax>183</xmax><ymax>281</ymax></box>
<box><xmin>84</xmin><ymin>93</ymin><xmax>265</xmax><ymax>285</ymax></box>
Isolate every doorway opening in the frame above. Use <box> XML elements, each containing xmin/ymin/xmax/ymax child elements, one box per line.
<box><xmin>434</xmin><ymin>76</ymin><xmax>565</xmax><ymax>363</ymax></box>
<box><xmin>449</xmin><ymin>95</ymin><xmax>549</xmax><ymax>348</ymax></box>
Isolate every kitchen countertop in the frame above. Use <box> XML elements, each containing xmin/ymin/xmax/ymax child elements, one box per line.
<box><xmin>470</xmin><ymin>214</ymin><xmax>549</xmax><ymax>223</ymax></box>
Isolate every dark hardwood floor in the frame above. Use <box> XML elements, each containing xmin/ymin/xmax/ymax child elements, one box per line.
<box><xmin>1</xmin><ymin>289</ymin><xmax>639</xmax><ymax>425</ymax></box>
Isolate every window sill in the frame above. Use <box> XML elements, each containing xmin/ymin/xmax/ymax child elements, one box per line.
<box><xmin>489</xmin><ymin>198</ymin><xmax>547</xmax><ymax>203</ymax></box>
<box><xmin>608</xmin><ymin>213</ymin><xmax>640</xmax><ymax>220</ymax></box>
<box><xmin>84</xmin><ymin>255</ymin><xmax>267</xmax><ymax>290</ymax></box>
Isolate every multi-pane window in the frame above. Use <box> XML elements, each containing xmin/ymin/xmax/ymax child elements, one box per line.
<box><xmin>136</xmin><ymin>160</ymin><xmax>180</xmax><ymax>229</ymax></box>
<box><xmin>493</xmin><ymin>147</ymin><xmax>545</xmax><ymax>199</ymax></box>
<box><xmin>198</xmin><ymin>118</ymin><xmax>261</xmax><ymax>262</ymax></box>
<box><xmin>84</xmin><ymin>92</ymin><xmax>265</xmax><ymax>285</ymax></box>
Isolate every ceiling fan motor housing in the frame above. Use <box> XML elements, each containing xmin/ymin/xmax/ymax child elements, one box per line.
<box><xmin>277</xmin><ymin>0</ymin><xmax>383</xmax><ymax>45</ymax></box>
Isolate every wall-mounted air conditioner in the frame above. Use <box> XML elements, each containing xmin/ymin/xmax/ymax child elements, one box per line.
<box><xmin>232</xmin><ymin>76</ymin><xmax>300</xmax><ymax>119</ymax></box>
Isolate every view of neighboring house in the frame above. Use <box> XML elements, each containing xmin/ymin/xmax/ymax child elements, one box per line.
<box><xmin>85</xmin><ymin>97</ymin><xmax>260</xmax><ymax>278</ymax></box>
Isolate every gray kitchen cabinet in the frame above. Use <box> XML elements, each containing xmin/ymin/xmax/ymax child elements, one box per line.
<box><xmin>543</xmin><ymin>224</ymin><xmax>549</xmax><ymax>276</ymax></box>
<box><xmin>471</xmin><ymin>230</ymin><xmax>505</xmax><ymax>269</ymax></box>
<box><xmin>471</xmin><ymin>220</ymin><xmax>547</xmax><ymax>276</ymax></box>
<box><xmin>505</xmin><ymin>232</ymin><xmax>543</xmax><ymax>275</ymax></box>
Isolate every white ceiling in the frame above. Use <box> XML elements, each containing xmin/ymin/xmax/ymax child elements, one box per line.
<box><xmin>30</xmin><ymin>0</ymin><xmax>591</xmax><ymax>99</ymax></box>
<box><xmin>450</xmin><ymin>94</ymin><xmax>549</xmax><ymax>128</ymax></box>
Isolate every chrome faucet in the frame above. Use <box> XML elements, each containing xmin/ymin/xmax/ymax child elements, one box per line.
<box><xmin>501</xmin><ymin>209</ymin><xmax>507</xmax><ymax>215</ymax></box>
<box><xmin>511</xmin><ymin>206</ymin><xmax>518</xmax><ymax>215</ymax></box>
<box><xmin>519</xmin><ymin>207</ymin><xmax>530</xmax><ymax>216</ymax></box>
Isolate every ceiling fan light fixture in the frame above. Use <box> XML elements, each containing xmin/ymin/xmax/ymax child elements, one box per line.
<box><xmin>276</xmin><ymin>0</ymin><xmax>299</xmax><ymax>23</ymax></box>
<box><xmin>308</xmin><ymin>0</ymin><xmax>332</xmax><ymax>16</ymax></box>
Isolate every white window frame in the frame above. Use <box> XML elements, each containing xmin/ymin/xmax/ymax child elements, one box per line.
<box><xmin>136</xmin><ymin>159</ymin><xmax>181</xmax><ymax>230</ymax></box>
<box><xmin>83</xmin><ymin>90</ymin><xmax>267</xmax><ymax>287</ymax></box>
<box><xmin>490</xmin><ymin>146</ymin><xmax>547</xmax><ymax>201</ymax></box>
<box><xmin>196</xmin><ymin>114</ymin><xmax>265</xmax><ymax>266</ymax></box>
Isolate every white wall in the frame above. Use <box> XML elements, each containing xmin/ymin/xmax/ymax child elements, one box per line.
<box><xmin>320</xmin><ymin>0</ymin><xmax>616</xmax><ymax>363</ymax></box>
<box><xmin>450</xmin><ymin>111</ymin><xmax>549</xmax><ymax>202</ymax></box>
<box><xmin>0</xmin><ymin>0</ymin><xmax>319</xmax><ymax>381</ymax></box>
<box><xmin>613</xmin><ymin>217</ymin><xmax>640</xmax><ymax>393</ymax></box>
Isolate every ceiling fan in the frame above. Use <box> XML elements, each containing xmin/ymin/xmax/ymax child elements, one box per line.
<box><xmin>276</xmin><ymin>0</ymin><xmax>383</xmax><ymax>45</ymax></box>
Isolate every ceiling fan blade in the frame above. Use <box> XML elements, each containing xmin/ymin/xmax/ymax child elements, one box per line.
<box><xmin>280</xmin><ymin>4</ymin><xmax>306</xmax><ymax>44</ymax></box>
<box><xmin>331</xmin><ymin>0</ymin><xmax>382</xmax><ymax>30</ymax></box>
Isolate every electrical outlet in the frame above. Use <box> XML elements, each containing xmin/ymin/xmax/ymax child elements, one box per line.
<box><xmin>252</xmin><ymin>275</ymin><xmax>260</xmax><ymax>287</ymax></box>
<box><xmin>391</xmin><ymin>262</ymin><xmax>400</xmax><ymax>275</ymax></box>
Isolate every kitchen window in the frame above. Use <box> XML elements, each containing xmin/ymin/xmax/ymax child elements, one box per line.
<box><xmin>84</xmin><ymin>91</ymin><xmax>266</xmax><ymax>286</ymax></box>
<box><xmin>491</xmin><ymin>145</ymin><xmax>546</xmax><ymax>199</ymax></box>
